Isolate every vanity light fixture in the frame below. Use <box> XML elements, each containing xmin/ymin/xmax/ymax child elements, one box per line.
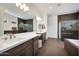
<box><xmin>15</xmin><ymin>3</ymin><xmax>20</xmax><ymax>7</ymax></box>
<box><xmin>20</xmin><ymin>3</ymin><xmax>24</xmax><ymax>9</ymax></box>
<box><xmin>24</xmin><ymin>5</ymin><xmax>29</xmax><ymax>11</ymax></box>
<box><xmin>15</xmin><ymin>3</ymin><xmax>29</xmax><ymax>12</ymax></box>
<box><xmin>22</xmin><ymin>3</ymin><xmax>29</xmax><ymax>11</ymax></box>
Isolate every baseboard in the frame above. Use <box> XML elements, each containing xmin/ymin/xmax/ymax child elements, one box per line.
<box><xmin>47</xmin><ymin>37</ymin><xmax>58</xmax><ymax>40</ymax></box>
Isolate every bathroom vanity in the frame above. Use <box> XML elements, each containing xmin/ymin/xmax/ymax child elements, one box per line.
<box><xmin>0</xmin><ymin>32</ymin><xmax>39</xmax><ymax>56</ymax></box>
<box><xmin>4</xmin><ymin>37</ymin><xmax>38</xmax><ymax>56</ymax></box>
<box><xmin>37</xmin><ymin>32</ymin><xmax>46</xmax><ymax>45</ymax></box>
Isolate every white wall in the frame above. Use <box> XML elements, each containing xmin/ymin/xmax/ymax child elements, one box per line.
<box><xmin>47</xmin><ymin>15</ymin><xmax>58</xmax><ymax>38</ymax></box>
<box><xmin>0</xmin><ymin>5</ymin><xmax>4</xmax><ymax>36</ymax></box>
<box><xmin>59</xmin><ymin>22</ymin><xmax>61</xmax><ymax>38</ymax></box>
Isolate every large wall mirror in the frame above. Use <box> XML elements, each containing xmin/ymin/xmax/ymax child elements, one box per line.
<box><xmin>4</xmin><ymin>13</ymin><xmax>34</xmax><ymax>34</ymax></box>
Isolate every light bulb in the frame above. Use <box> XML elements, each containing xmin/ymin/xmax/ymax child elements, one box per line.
<box><xmin>20</xmin><ymin>3</ymin><xmax>24</xmax><ymax>10</ymax></box>
<box><xmin>23</xmin><ymin>3</ymin><xmax>26</xmax><ymax>8</ymax></box>
<box><xmin>24</xmin><ymin>6</ymin><xmax>29</xmax><ymax>11</ymax></box>
<box><xmin>15</xmin><ymin>3</ymin><xmax>30</xmax><ymax>12</ymax></box>
<box><xmin>15</xmin><ymin>3</ymin><xmax>20</xmax><ymax>7</ymax></box>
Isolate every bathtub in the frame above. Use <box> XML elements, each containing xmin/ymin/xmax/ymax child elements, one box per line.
<box><xmin>65</xmin><ymin>39</ymin><xmax>79</xmax><ymax>49</ymax></box>
<box><xmin>64</xmin><ymin>39</ymin><xmax>79</xmax><ymax>56</ymax></box>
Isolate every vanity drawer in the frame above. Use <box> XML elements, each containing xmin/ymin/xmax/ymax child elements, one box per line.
<box><xmin>4</xmin><ymin>39</ymin><xmax>33</xmax><ymax>56</ymax></box>
<box><xmin>24</xmin><ymin>45</ymin><xmax>33</xmax><ymax>56</ymax></box>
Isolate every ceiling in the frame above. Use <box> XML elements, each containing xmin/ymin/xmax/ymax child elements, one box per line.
<box><xmin>34</xmin><ymin>3</ymin><xmax>79</xmax><ymax>15</ymax></box>
<box><xmin>1</xmin><ymin>3</ymin><xmax>79</xmax><ymax>19</ymax></box>
<box><xmin>1</xmin><ymin>3</ymin><xmax>34</xmax><ymax>19</ymax></box>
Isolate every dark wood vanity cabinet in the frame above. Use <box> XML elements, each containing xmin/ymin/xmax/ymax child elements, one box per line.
<box><xmin>4</xmin><ymin>39</ymin><xmax>33</xmax><ymax>56</ymax></box>
<box><xmin>78</xmin><ymin>12</ymin><xmax>79</xmax><ymax>19</ymax></box>
<box><xmin>38</xmin><ymin>32</ymin><xmax>46</xmax><ymax>45</ymax></box>
<box><xmin>42</xmin><ymin>33</ymin><xmax>46</xmax><ymax>45</ymax></box>
<box><xmin>3</xmin><ymin>37</ymin><xmax>38</xmax><ymax>56</ymax></box>
<box><xmin>33</xmin><ymin>37</ymin><xmax>38</xmax><ymax>55</ymax></box>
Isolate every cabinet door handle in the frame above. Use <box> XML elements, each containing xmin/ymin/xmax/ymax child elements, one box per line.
<box><xmin>0</xmin><ymin>53</ymin><xmax>9</xmax><ymax>56</ymax></box>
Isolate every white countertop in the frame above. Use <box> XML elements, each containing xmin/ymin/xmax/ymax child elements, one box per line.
<box><xmin>65</xmin><ymin>39</ymin><xmax>79</xmax><ymax>49</ymax></box>
<box><xmin>0</xmin><ymin>32</ymin><xmax>38</xmax><ymax>53</ymax></box>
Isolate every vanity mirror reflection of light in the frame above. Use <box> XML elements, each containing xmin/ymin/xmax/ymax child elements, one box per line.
<box><xmin>38</xmin><ymin>24</ymin><xmax>45</xmax><ymax>33</ymax></box>
<box><xmin>36</xmin><ymin>16</ymin><xmax>46</xmax><ymax>33</ymax></box>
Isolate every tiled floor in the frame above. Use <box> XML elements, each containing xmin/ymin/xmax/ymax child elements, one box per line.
<box><xmin>38</xmin><ymin>38</ymin><xmax>68</xmax><ymax>56</ymax></box>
